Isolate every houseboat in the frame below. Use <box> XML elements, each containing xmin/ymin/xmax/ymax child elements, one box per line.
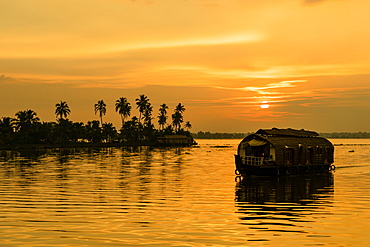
<box><xmin>156</xmin><ymin>135</ymin><xmax>196</xmax><ymax>146</ymax></box>
<box><xmin>234</xmin><ymin>128</ymin><xmax>335</xmax><ymax>176</ymax></box>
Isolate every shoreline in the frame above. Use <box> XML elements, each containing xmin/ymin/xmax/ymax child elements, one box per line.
<box><xmin>0</xmin><ymin>142</ymin><xmax>194</xmax><ymax>150</ymax></box>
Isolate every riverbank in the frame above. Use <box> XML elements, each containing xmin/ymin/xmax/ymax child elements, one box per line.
<box><xmin>0</xmin><ymin>141</ymin><xmax>196</xmax><ymax>150</ymax></box>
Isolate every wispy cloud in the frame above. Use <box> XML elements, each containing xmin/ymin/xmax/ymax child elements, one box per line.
<box><xmin>303</xmin><ymin>0</ymin><xmax>328</xmax><ymax>5</ymax></box>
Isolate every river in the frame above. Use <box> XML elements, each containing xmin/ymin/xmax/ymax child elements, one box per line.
<box><xmin>0</xmin><ymin>139</ymin><xmax>370</xmax><ymax>246</ymax></box>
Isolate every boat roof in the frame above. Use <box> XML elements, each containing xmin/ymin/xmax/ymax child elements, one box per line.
<box><xmin>256</xmin><ymin>128</ymin><xmax>319</xmax><ymax>137</ymax></box>
<box><xmin>238</xmin><ymin>128</ymin><xmax>332</xmax><ymax>149</ymax></box>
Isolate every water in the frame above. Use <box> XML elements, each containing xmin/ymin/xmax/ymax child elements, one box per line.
<box><xmin>0</xmin><ymin>139</ymin><xmax>370</xmax><ymax>246</ymax></box>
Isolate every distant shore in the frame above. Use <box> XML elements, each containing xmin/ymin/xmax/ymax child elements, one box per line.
<box><xmin>0</xmin><ymin>141</ymin><xmax>196</xmax><ymax>150</ymax></box>
<box><xmin>192</xmin><ymin>131</ymin><xmax>370</xmax><ymax>139</ymax></box>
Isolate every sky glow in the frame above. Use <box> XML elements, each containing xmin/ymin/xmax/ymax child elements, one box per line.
<box><xmin>1</xmin><ymin>0</ymin><xmax>370</xmax><ymax>132</ymax></box>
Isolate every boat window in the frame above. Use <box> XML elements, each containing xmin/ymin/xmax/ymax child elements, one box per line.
<box><xmin>298</xmin><ymin>145</ymin><xmax>304</xmax><ymax>164</ymax></box>
<box><xmin>307</xmin><ymin>148</ymin><xmax>314</xmax><ymax>164</ymax></box>
<box><xmin>285</xmin><ymin>148</ymin><xmax>294</xmax><ymax>165</ymax></box>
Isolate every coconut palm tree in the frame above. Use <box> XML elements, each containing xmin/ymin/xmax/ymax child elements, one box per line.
<box><xmin>0</xmin><ymin>117</ymin><xmax>14</xmax><ymax>144</ymax></box>
<box><xmin>102</xmin><ymin>123</ymin><xmax>117</xmax><ymax>143</ymax></box>
<box><xmin>175</xmin><ymin>103</ymin><xmax>186</xmax><ymax>114</ymax></box>
<box><xmin>135</xmin><ymin>94</ymin><xmax>149</xmax><ymax>123</ymax></box>
<box><xmin>55</xmin><ymin>101</ymin><xmax>71</xmax><ymax>120</ymax></box>
<box><xmin>86</xmin><ymin>120</ymin><xmax>102</xmax><ymax>143</ymax></box>
<box><xmin>171</xmin><ymin>111</ymin><xmax>183</xmax><ymax>133</ymax></box>
<box><xmin>120</xmin><ymin>116</ymin><xmax>143</xmax><ymax>143</ymax></box>
<box><xmin>157</xmin><ymin>103</ymin><xmax>169</xmax><ymax>130</ymax></box>
<box><xmin>171</xmin><ymin>103</ymin><xmax>186</xmax><ymax>132</ymax></box>
<box><xmin>143</xmin><ymin>102</ymin><xmax>153</xmax><ymax>126</ymax></box>
<box><xmin>158</xmin><ymin>114</ymin><xmax>167</xmax><ymax>131</ymax></box>
<box><xmin>54</xmin><ymin>118</ymin><xmax>74</xmax><ymax>143</ymax></box>
<box><xmin>115</xmin><ymin>97</ymin><xmax>131</xmax><ymax>126</ymax></box>
<box><xmin>94</xmin><ymin>100</ymin><xmax>106</xmax><ymax>126</ymax></box>
<box><xmin>184</xmin><ymin>121</ymin><xmax>192</xmax><ymax>131</ymax></box>
<box><xmin>14</xmin><ymin>110</ymin><xmax>40</xmax><ymax>143</ymax></box>
<box><xmin>14</xmin><ymin>110</ymin><xmax>40</xmax><ymax>132</ymax></box>
<box><xmin>159</xmin><ymin>103</ymin><xmax>168</xmax><ymax>115</ymax></box>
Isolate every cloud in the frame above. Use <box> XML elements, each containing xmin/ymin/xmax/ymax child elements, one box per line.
<box><xmin>0</xmin><ymin>75</ymin><xmax>13</xmax><ymax>83</ymax></box>
<box><xmin>303</xmin><ymin>0</ymin><xmax>328</xmax><ymax>5</ymax></box>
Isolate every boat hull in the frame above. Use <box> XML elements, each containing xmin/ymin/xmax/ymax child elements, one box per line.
<box><xmin>235</xmin><ymin>155</ymin><xmax>334</xmax><ymax>176</ymax></box>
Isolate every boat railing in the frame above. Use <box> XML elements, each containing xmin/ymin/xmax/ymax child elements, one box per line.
<box><xmin>244</xmin><ymin>156</ymin><xmax>264</xmax><ymax>166</ymax></box>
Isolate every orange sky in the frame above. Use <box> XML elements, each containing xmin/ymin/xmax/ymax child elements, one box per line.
<box><xmin>1</xmin><ymin>0</ymin><xmax>370</xmax><ymax>132</ymax></box>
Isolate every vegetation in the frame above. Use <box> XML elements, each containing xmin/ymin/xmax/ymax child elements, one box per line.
<box><xmin>94</xmin><ymin>100</ymin><xmax>107</xmax><ymax>126</ymax></box>
<box><xmin>0</xmin><ymin>95</ymin><xmax>193</xmax><ymax>147</ymax></box>
<box><xmin>115</xmin><ymin>97</ymin><xmax>131</xmax><ymax>125</ymax></box>
<box><xmin>319</xmin><ymin>132</ymin><xmax>370</xmax><ymax>139</ymax></box>
<box><xmin>192</xmin><ymin>131</ymin><xmax>370</xmax><ymax>139</ymax></box>
<box><xmin>192</xmin><ymin>132</ymin><xmax>249</xmax><ymax>139</ymax></box>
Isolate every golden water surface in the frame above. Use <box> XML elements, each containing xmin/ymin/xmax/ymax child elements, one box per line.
<box><xmin>0</xmin><ymin>139</ymin><xmax>370</xmax><ymax>246</ymax></box>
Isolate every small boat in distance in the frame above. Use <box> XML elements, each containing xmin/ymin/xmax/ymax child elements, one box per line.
<box><xmin>234</xmin><ymin>128</ymin><xmax>335</xmax><ymax>176</ymax></box>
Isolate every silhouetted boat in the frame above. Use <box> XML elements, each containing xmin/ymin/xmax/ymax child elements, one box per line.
<box><xmin>234</xmin><ymin>128</ymin><xmax>335</xmax><ymax>176</ymax></box>
<box><xmin>156</xmin><ymin>135</ymin><xmax>197</xmax><ymax>146</ymax></box>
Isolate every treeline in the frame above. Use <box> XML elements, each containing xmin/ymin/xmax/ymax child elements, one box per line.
<box><xmin>192</xmin><ymin>131</ymin><xmax>370</xmax><ymax>139</ymax></box>
<box><xmin>0</xmin><ymin>95</ymin><xmax>192</xmax><ymax>146</ymax></box>
<box><xmin>192</xmin><ymin>131</ymin><xmax>249</xmax><ymax>139</ymax></box>
<box><xmin>319</xmin><ymin>132</ymin><xmax>370</xmax><ymax>139</ymax></box>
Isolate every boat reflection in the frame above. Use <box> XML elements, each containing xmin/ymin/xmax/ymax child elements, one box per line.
<box><xmin>235</xmin><ymin>173</ymin><xmax>334</xmax><ymax>229</ymax></box>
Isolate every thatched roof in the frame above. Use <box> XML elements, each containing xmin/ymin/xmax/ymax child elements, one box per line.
<box><xmin>266</xmin><ymin>136</ymin><xmax>332</xmax><ymax>148</ymax></box>
<box><xmin>256</xmin><ymin>128</ymin><xmax>319</xmax><ymax>137</ymax></box>
<box><xmin>239</xmin><ymin>129</ymin><xmax>332</xmax><ymax>149</ymax></box>
<box><xmin>239</xmin><ymin>134</ymin><xmax>333</xmax><ymax>148</ymax></box>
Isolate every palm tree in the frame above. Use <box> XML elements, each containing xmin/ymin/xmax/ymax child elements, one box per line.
<box><xmin>143</xmin><ymin>102</ymin><xmax>153</xmax><ymax>126</ymax></box>
<box><xmin>158</xmin><ymin>103</ymin><xmax>169</xmax><ymax>130</ymax></box>
<box><xmin>0</xmin><ymin>117</ymin><xmax>14</xmax><ymax>144</ymax></box>
<box><xmin>158</xmin><ymin>114</ymin><xmax>167</xmax><ymax>131</ymax></box>
<box><xmin>172</xmin><ymin>103</ymin><xmax>186</xmax><ymax>132</ymax></box>
<box><xmin>55</xmin><ymin>101</ymin><xmax>71</xmax><ymax>120</ymax></box>
<box><xmin>184</xmin><ymin>121</ymin><xmax>192</xmax><ymax>131</ymax></box>
<box><xmin>172</xmin><ymin>111</ymin><xmax>183</xmax><ymax>133</ymax></box>
<box><xmin>175</xmin><ymin>103</ymin><xmax>186</xmax><ymax>114</ymax></box>
<box><xmin>54</xmin><ymin>118</ymin><xmax>74</xmax><ymax>143</ymax></box>
<box><xmin>14</xmin><ymin>110</ymin><xmax>40</xmax><ymax>132</ymax></box>
<box><xmin>135</xmin><ymin>94</ymin><xmax>149</xmax><ymax>123</ymax></box>
<box><xmin>14</xmin><ymin>110</ymin><xmax>40</xmax><ymax>143</ymax></box>
<box><xmin>102</xmin><ymin>123</ymin><xmax>117</xmax><ymax>143</ymax></box>
<box><xmin>86</xmin><ymin>120</ymin><xmax>102</xmax><ymax>143</ymax></box>
<box><xmin>115</xmin><ymin>97</ymin><xmax>131</xmax><ymax>126</ymax></box>
<box><xmin>159</xmin><ymin>103</ymin><xmax>169</xmax><ymax>115</ymax></box>
<box><xmin>94</xmin><ymin>100</ymin><xmax>106</xmax><ymax>126</ymax></box>
<box><xmin>120</xmin><ymin>116</ymin><xmax>143</xmax><ymax>143</ymax></box>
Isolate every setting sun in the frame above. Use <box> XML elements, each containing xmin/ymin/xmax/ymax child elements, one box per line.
<box><xmin>260</xmin><ymin>101</ymin><xmax>270</xmax><ymax>109</ymax></box>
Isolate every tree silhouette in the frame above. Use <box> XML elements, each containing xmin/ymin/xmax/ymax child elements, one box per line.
<box><xmin>135</xmin><ymin>94</ymin><xmax>149</xmax><ymax>123</ymax></box>
<box><xmin>115</xmin><ymin>97</ymin><xmax>131</xmax><ymax>126</ymax></box>
<box><xmin>0</xmin><ymin>117</ymin><xmax>14</xmax><ymax>144</ymax></box>
<box><xmin>172</xmin><ymin>111</ymin><xmax>183</xmax><ymax>133</ymax></box>
<box><xmin>94</xmin><ymin>100</ymin><xmax>106</xmax><ymax>126</ymax></box>
<box><xmin>143</xmin><ymin>102</ymin><xmax>153</xmax><ymax>127</ymax></box>
<box><xmin>14</xmin><ymin>110</ymin><xmax>40</xmax><ymax>143</ymax></box>
<box><xmin>158</xmin><ymin>114</ymin><xmax>167</xmax><ymax>131</ymax></box>
<box><xmin>120</xmin><ymin>116</ymin><xmax>143</xmax><ymax>143</ymax></box>
<box><xmin>86</xmin><ymin>120</ymin><xmax>102</xmax><ymax>143</ymax></box>
<box><xmin>184</xmin><ymin>121</ymin><xmax>192</xmax><ymax>131</ymax></box>
<box><xmin>158</xmin><ymin>103</ymin><xmax>168</xmax><ymax>130</ymax></box>
<box><xmin>175</xmin><ymin>103</ymin><xmax>186</xmax><ymax>114</ymax></box>
<box><xmin>54</xmin><ymin>119</ymin><xmax>74</xmax><ymax>143</ymax></box>
<box><xmin>55</xmin><ymin>101</ymin><xmax>71</xmax><ymax>120</ymax></box>
<box><xmin>172</xmin><ymin>103</ymin><xmax>186</xmax><ymax>132</ymax></box>
<box><xmin>0</xmin><ymin>97</ymin><xmax>194</xmax><ymax>146</ymax></box>
<box><xmin>102</xmin><ymin>123</ymin><xmax>117</xmax><ymax>143</ymax></box>
<box><xmin>159</xmin><ymin>103</ymin><xmax>169</xmax><ymax>115</ymax></box>
<box><xmin>14</xmin><ymin>110</ymin><xmax>39</xmax><ymax>132</ymax></box>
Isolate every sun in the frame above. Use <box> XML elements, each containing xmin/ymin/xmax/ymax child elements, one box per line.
<box><xmin>260</xmin><ymin>101</ymin><xmax>270</xmax><ymax>109</ymax></box>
